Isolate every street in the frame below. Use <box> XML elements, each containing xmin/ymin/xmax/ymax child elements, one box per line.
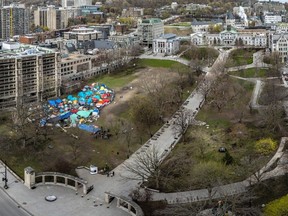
<box><xmin>0</xmin><ymin>188</ymin><xmax>29</xmax><ymax>216</ymax></box>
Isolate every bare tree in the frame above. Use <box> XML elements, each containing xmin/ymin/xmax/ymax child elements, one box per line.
<box><xmin>70</xmin><ymin>139</ymin><xmax>81</xmax><ymax>161</ymax></box>
<box><xmin>121</xmin><ymin>120</ymin><xmax>135</xmax><ymax>157</ymax></box>
<box><xmin>129</xmin><ymin>44</ymin><xmax>144</xmax><ymax>58</ymax></box>
<box><xmin>122</xmin><ymin>146</ymin><xmax>162</xmax><ymax>189</ymax></box>
<box><xmin>129</xmin><ymin>96</ymin><xmax>160</xmax><ymax>136</ymax></box>
<box><xmin>189</xmin><ymin>58</ymin><xmax>205</xmax><ymax>76</ymax></box>
<box><xmin>208</xmin><ymin>75</ymin><xmax>244</xmax><ymax>112</ymax></box>
<box><xmin>172</xmin><ymin>108</ymin><xmax>193</xmax><ymax>142</ymax></box>
<box><xmin>197</xmin><ymin>78</ymin><xmax>212</xmax><ymax>100</ymax></box>
<box><xmin>10</xmin><ymin>104</ymin><xmax>32</xmax><ymax>149</ymax></box>
<box><xmin>259</xmin><ymin>103</ymin><xmax>285</xmax><ymax>132</ymax></box>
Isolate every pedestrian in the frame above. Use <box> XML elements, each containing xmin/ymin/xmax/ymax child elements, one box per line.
<box><xmin>107</xmin><ymin>172</ymin><xmax>109</xmax><ymax>177</ymax></box>
<box><xmin>112</xmin><ymin>171</ymin><xmax>115</xmax><ymax>176</ymax></box>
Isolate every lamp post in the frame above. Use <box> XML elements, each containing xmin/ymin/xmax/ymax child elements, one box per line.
<box><xmin>2</xmin><ymin>161</ymin><xmax>8</xmax><ymax>189</ymax></box>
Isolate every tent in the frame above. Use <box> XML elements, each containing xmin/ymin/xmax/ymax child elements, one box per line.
<box><xmin>76</xmin><ymin>110</ymin><xmax>93</xmax><ymax>118</ymax></box>
<box><xmin>48</xmin><ymin>100</ymin><xmax>56</xmax><ymax>107</ymax></box>
<box><xmin>78</xmin><ymin>124</ymin><xmax>101</xmax><ymax>133</ymax></box>
<box><xmin>59</xmin><ymin>111</ymin><xmax>72</xmax><ymax>120</ymax></box>
<box><xmin>70</xmin><ymin>114</ymin><xmax>78</xmax><ymax>126</ymax></box>
<box><xmin>55</xmin><ymin>98</ymin><xmax>62</xmax><ymax>104</ymax></box>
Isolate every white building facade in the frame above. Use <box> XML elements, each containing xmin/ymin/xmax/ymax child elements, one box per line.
<box><xmin>270</xmin><ymin>33</ymin><xmax>288</xmax><ymax>62</ymax></box>
<box><xmin>191</xmin><ymin>28</ymin><xmax>268</xmax><ymax>48</ymax></box>
<box><xmin>191</xmin><ymin>19</ymin><xmax>223</xmax><ymax>33</ymax></box>
<box><xmin>152</xmin><ymin>34</ymin><xmax>180</xmax><ymax>55</ymax></box>
<box><xmin>264</xmin><ymin>14</ymin><xmax>282</xmax><ymax>24</ymax></box>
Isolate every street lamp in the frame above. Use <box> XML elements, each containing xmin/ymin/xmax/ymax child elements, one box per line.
<box><xmin>2</xmin><ymin>161</ymin><xmax>8</xmax><ymax>189</ymax></box>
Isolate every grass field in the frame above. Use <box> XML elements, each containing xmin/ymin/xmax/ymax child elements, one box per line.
<box><xmin>169</xmin><ymin>22</ymin><xmax>191</xmax><ymax>27</ymax></box>
<box><xmin>89</xmin><ymin>72</ymin><xmax>138</xmax><ymax>89</ymax></box>
<box><xmin>229</xmin><ymin>68</ymin><xmax>269</xmax><ymax>78</ymax></box>
<box><xmin>226</xmin><ymin>48</ymin><xmax>256</xmax><ymax>67</ymax></box>
<box><xmin>137</xmin><ymin>59</ymin><xmax>183</xmax><ymax>68</ymax></box>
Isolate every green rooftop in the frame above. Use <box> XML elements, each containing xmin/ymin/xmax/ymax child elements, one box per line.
<box><xmin>142</xmin><ymin>18</ymin><xmax>162</xmax><ymax>24</ymax></box>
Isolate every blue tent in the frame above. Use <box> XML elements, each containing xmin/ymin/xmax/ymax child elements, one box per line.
<box><xmin>67</xmin><ymin>95</ymin><xmax>73</xmax><ymax>100</ymax></box>
<box><xmin>55</xmin><ymin>98</ymin><xmax>62</xmax><ymax>104</ymax></box>
<box><xmin>48</xmin><ymin>100</ymin><xmax>56</xmax><ymax>107</ymax></box>
<box><xmin>59</xmin><ymin>112</ymin><xmax>72</xmax><ymax>120</ymax></box>
<box><xmin>78</xmin><ymin>124</ymin><xmax>101</xmax><ymax>133</ymax></box>
<box><xmin>78</xmin><ymin>92</ymin><xmax>85</xmax><ymax>98</ymax></box>
<box><xmin>87</xmin><ymin>98</ymin><xmax>92</xmax><ymax>105</ymax></box>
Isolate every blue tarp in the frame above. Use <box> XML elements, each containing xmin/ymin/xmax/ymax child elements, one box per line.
<box><xmin>78</xmin><ymin>124</ymin><xmax>101</xmax><ymax>133</ymax></box>
<box><xmin>59</xmin><ymin>112</ymin><xmax>72</xmax><ymax>120</ymax></box>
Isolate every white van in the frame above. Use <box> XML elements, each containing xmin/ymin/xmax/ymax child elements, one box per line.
<box><xmin>90</xmin><ymin>165</ymin><xmax>98</xmax><ymax>175</ymax></box>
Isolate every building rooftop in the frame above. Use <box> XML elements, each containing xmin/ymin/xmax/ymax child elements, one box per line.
<box><xmin>160</xmin><ymin>33</ymin><xmax>177</xmax><ymax>39</ymax></box>
<box><xmin>61</xmin><ymin>53</ymin><xmax>88</xmax><ymax>62</ymax></box>
<box><xmin>142</xmin><ymin>18</ymin><xmax>162</xmax><ymax>24</ymax></box>
<box><xmin>0</xmin><ymin>43</ymin><xmax>56</xmax><ymax>59</ymax></box>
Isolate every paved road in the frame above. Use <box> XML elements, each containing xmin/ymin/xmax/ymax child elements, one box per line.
<box><xmin>0</xmin><ymin>188</ymin><xmax>29</xmax><ymax>216</ymax></box>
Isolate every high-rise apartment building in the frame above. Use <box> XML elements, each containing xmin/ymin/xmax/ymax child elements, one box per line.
<box><xmin>0</xmin><ymin>42</ymin><xmax>61</xmax><ymax>109</ymax></box>
<box><xmin>0</xmin><ymin>4</ymin><xmax>29</xmax><ymax>39</ymax></box>
<box><xmin>34</xmin><ymin>6</ymin><xmax>80</xmax><ymax>30</ymax></box>
<box><xmin>61</xmin><ymin>0</ymin><xmax>74</xmax><ymax>7</ymax></box>
<box><xmin>74</xmin><ymin>0</ymin><xmax>92</xmax><ymax>7</ymax></box>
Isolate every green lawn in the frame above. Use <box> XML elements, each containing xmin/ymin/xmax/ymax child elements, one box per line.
<box><xmin>170</xmin><ymin>22</ymin><xmax>191</xmax><ymax>27</ymax></box>
<box><xmin>264</xmin><ymin>194</ymin><xmax>288</xmax><ymax>216</ymax></box>
<box><xmin>229</xmin><ymin>68</ymin><xmax>269</xmax><ymax>78</ymax></box>
<box><xmin>89</xmin><ymin>72</ymin><xmax>138</xmax><ymax>89</ymax></box>
<box><xmin>226</xmin><ymin>48</ymin><xmax>256</xmax><ymax>67</ymax></box>
<box><xmin>138</xmin><ymin>59</ymin><xmax>182</xmax><ymax>68</ymax></box>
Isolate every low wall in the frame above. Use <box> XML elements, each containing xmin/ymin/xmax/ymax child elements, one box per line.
<box><xmin>105</xmin><ymin>192</ymin><xmax>144</xmax><ymax>216</ymax></box>
<box><xmin>35</xmin><ymin>172</ymin><xmax>88</xmax><ymax>193</ymax></box>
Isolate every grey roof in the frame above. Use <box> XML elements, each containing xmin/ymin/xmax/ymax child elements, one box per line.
<box><xmin>65</xmin><ymin>43</ymin><xmax>76</xmax><ymax>52</ymax></box>
<box><xmin>75</xmin><ymin>40</ymin><xmax>116</xmax><ymax>50</ymax></box>
<box><xmin>227</xmin><ymin>11</ymin><xmax>235</xmax><ymax>20</ymax></box>
<box><xmin>92</xmin><ymin>40</ymin><xmax>116</xmax><ymax>49</ymax></box>
<box><xmin>161</xmin><ymin>33</ymin><xmax>177</xmax><ymax>39</ymax></box>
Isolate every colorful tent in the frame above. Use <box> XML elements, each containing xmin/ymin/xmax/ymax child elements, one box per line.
<box><xmin>76</xmin><ymin>110</ymin><xmax>93</xmax><ymax>118</ymax></box>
